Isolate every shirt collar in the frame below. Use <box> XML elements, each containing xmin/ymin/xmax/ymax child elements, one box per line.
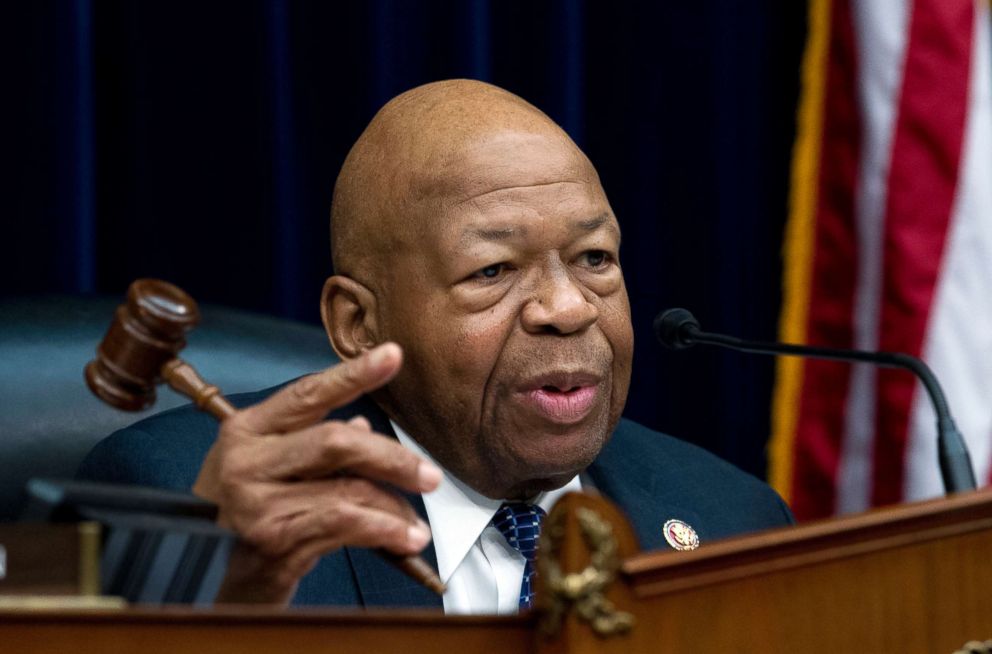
<box><xmin>391</xmin><ymin>420</ymin><xmax>581</xmax><ymax>584</ymax></box>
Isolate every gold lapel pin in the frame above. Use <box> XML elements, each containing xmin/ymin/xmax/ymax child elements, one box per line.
<box><xmin>663</xmin><ymin>519</ymin><xmax>699</xmax><ymax>551</ymax></box>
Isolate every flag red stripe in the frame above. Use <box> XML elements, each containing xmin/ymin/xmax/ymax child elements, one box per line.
<box><xmin>871</xmin><ymin>1</ymin><xmax>974</xmax><ymax>506</ymax></box>
<box><xmin>789</xmin><ymin>0</ymin><xmax>861</xmax><ymax>521</ymax></box>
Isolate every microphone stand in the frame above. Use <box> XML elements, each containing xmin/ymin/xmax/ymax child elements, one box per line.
<box><xmin>656</xmin><ymin>309</ymin><xmax>977</xmax><ymax>495</ymax></box>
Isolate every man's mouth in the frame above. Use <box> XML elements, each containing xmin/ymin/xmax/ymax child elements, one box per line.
<box><xmin>515</xmin><ymin>372</ymin><xmax>602</xmax><ymax>424</ymax></box>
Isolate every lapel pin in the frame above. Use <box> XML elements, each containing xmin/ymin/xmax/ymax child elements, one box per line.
<box><xmin>663</xmin><ymin>519</ymin><xmax>699</xmax><ymax>551</ymax></box>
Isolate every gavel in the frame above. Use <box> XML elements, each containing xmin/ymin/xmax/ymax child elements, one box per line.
<box><xmin>86</xmin><ymin>279</ymin><xmax>444</xmax><ymax>596</ymax></box>
<box><xmin>85</xmin><ymin>279</ymin><xmax>234</xmax><ymax>419</ymax></box>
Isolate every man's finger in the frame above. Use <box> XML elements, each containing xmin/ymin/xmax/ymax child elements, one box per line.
<box><xmin>347</xmin><ymin>415</ymin><xmax>372</xmax><ymax>431</ymax></box>
<box><xmin>236</xmin><ymin>478</ymin><xmax>431</xmax><ymax>558</ymax></box>
<box><xmin>259</xmin><ymin>512</ymin><xmax>431</xmax><ymax>597</ymax></box>
<box><xmin>251</xmin><ymin>422</ymin><xmax>441</xmax><ymax>493</ymax></box>
<box><xmin>239</xmin><ymin>343</ymin><xmax>402</xmax><ymax>433</ymax></box>
<box><xmin>281</xmin><ymin>505</ymin><xmax>433</xmax><ymax>563</ymax></box>
<box><xmin>245</xmin><ymin>476</ymin><xmax>424</xmax><ymax>531</ymax></box>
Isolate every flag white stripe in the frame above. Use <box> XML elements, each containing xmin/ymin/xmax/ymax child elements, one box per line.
<box><xmin>904</xmin><ymin>2</ymin><xmax>992</xmax><ymax>500</ymax></box>
<box><xmin>836</xmin><ymin>0</ymin><xmax>911</xmax><ymax>514</ymax></box>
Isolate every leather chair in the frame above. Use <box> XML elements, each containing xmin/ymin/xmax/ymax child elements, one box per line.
<box><xmin>0</xmin><ymin>295</ymin><xmax>337</xmax><ymax>521</ymax></box>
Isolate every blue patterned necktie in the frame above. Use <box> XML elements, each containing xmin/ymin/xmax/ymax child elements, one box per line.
<box><xmin>492</xmin><ymin>502</ymin><xmax>547</xmax><ymax>610</ymax></box>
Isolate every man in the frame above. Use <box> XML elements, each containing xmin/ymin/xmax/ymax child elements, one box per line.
<box><xmin>79</xmin><ymin>79</ymin><xmax>792</xmax><ymax>612</ymax></box>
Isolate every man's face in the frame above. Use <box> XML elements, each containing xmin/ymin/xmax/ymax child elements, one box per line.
<box><xmin>377</xmin><ymin>127</ymin><xmax>634</xmax><ymax>499</ymax></box>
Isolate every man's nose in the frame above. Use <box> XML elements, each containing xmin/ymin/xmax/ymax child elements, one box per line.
<box><xmin>520</xmin><ymin>268</ymin><xmax>599</xmax><ymax>335</ymax></box>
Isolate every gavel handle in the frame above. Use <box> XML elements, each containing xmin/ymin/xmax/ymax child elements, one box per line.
<box><xmin>157</xmin><ymin>358</ymin><xmax>446</xmax><ymax>596</ymax></box>
<box><xmin>161</xmin><ymin>359</ymin><xmax>237</xmax><ymax>420</ymax></box>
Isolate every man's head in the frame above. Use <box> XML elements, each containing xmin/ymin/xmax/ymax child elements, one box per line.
<box><xmin>322</xmin><ymin>80</ymin><xmax>633</xmax><ymax>499</ymax></box>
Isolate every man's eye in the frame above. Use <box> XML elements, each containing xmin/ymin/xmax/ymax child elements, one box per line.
<box><xmin>474</xmin><ymin>263</ymin><xmax>506</xmax><ymax>279</ymax></box>
<box><xmin>581</xmin><ymin>250</ymin><xmax>610</xmax><ymax>268</ymax></box>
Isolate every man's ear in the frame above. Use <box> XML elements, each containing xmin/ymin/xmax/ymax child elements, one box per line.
<box><xmin>321</xmin><ymin>275</ymin><xmax>379</xmax><ymax>360</ymax></box>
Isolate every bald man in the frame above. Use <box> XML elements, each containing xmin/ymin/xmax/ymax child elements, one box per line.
<box><xmin>79</xmin><ymin>80</ymin><xmax>792</xmax><ymax>612</ymax></box>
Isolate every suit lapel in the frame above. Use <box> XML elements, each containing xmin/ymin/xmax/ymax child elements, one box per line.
<box><xmin>334</xmin><ymin>397</ymin><xmax>444</xmax><ymax>609</ymax></box>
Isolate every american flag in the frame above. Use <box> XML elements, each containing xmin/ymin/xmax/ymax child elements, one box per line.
<box><xmin>769</xmin><ymin>0</ymin><xmax>992</xmax><ymax>520</ymax></box>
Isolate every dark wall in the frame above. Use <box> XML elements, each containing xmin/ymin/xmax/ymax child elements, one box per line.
<box><xmin>3</xmin><ymin>0</ymin><xmax>806</xmax><ymax>479</ymax></box>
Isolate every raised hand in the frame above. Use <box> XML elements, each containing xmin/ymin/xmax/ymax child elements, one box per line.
<box><xmin>192</xmin><ymin>342</ymin><xmax>441</xmax><ymax>603</ymax></box>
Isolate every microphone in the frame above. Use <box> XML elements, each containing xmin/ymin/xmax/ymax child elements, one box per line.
<box><xmin>653</xmin><ymin>308</ymin><xmax>977</xmax><ymax>495</ymax></box>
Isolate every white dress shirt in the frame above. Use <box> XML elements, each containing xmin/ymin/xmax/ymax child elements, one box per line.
<box><xmin>392</xmin><ymin>421</ymin><xmax>582</xmax><ymax>615</ymax></box>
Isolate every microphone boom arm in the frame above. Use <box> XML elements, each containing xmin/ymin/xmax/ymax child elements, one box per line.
<box><xmin>666</xmin><ymin>314</ymin><xmax>977</xmax><ymax>495</ymax></box>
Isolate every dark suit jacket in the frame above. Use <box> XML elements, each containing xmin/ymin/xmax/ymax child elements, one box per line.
<box><xmin>77</xmin><ymin>387</ymin><xmax>793</xmax><ymax>608</ymax></box>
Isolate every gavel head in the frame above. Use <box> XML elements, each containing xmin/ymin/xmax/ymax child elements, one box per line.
<box><xmin>85</xmin><ymin>279</ymin><xmax>200</xmax><ymax>411</ymax></box>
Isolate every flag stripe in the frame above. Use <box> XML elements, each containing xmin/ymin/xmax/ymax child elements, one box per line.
<box><xmin>904</xmin><ymin>4</ymin><xmax>992</xmax><ymax>498</ymax></box>
<box><xmin>835</xmin><ymin>0</ymin><xmax>912</xmax><ymax>515</ymax></box>
<box><xmin>870</xmin><ymin>0</ymin><xmax>974</xmax><ymax>506</ymax></box>
<box><xmin>787</xmin><ymin>0</ymin><xmax>863</xmax><ymax>520</ymax></box>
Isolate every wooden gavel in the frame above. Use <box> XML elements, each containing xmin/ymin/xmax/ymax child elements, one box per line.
<box><xmin>86</xmin><ymin>279</ymin><xmax>444</xmax><ymax>595</ymax></box>
<box><xmin>85</xmin><ymin>279</ymin><xmax>236</xmax><ymax>419</ymax></box>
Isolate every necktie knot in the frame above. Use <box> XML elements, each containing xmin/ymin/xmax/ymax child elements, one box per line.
<box><xmin>492</xmin><ymin>502</ymin><xmax>546</xmax><ymax>610</ymax></box>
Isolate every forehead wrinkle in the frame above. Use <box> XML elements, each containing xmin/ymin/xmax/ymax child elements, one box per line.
<box><xmin>460</xmin><ymin>225</ymin><xmax>524</xmax><ymax>244</ymax></box>
<box><xmin>576</xmin><ymin>213</ymin><xmax>610</xmax><ymax>232</ymax></box>
<box><xmin>452</xmin><ymin>179</ymin><xmax>589</xmax><ymax>207</ymax></box>
<box><xmin>456</xmin><ymin>212</ymin><xmax>619</xmax><ymax>250</ymax></box>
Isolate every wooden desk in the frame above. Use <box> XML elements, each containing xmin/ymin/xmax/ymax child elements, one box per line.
<box><xmin>0</xmin><ymin>606</ymin><xmax>532</xmax><ymax>654</ymax></box>
<box><xmin>5</xmin><ymin>491</ymin><xmax>992</xmax><ymax>654</ymax></box>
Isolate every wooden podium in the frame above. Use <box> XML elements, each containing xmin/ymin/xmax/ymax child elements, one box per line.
<box><xmin>4</xmin><ymin>490</ymin><xmax>992</xmax><ymax>654</ymax></box>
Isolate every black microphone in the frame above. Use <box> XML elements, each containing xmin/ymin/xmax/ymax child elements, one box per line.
<box><xmin>653</xmin><ymin>308</ymin><xmax>977</xmax><ymax>495</ymax></box>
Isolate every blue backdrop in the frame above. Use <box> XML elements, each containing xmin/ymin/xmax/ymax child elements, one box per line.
<box><xmin>3</xmin><ymin>0</ymin><xmax>806</xmax><ymax>480</ymax></box>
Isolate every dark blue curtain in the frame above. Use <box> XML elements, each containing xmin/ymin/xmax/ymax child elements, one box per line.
<box><xmin>3</xmin><ymin>1</ymin><xmax>806</xmax><ymax>479</ymax></box>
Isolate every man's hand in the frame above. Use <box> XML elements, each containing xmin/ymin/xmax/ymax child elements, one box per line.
<box><xmin>192</xmin><ymin>342</ymin><xmax>441</xmax><ymax>604</ymax></box>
